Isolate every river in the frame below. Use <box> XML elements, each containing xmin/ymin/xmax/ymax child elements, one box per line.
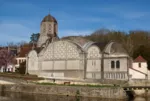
<box><xmin>0</xmin><ymin>91</ymin><xmax>149</xmax><ymax>101</ymax></box>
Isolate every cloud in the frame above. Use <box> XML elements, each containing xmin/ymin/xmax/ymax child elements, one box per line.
<box><xmin>59</xmin><ymin>30</ymin><xmax>93</xmax><ymax>37</ymax></box>
<box><xmin>121</xmin><ymin>12</ymin><xmax>150</xmax><ymax>19</ymax></box>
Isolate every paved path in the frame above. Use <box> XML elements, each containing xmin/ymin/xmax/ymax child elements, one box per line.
<box><xmin>0</xmin><ymin>80</ymin><xmax>15</xmax><ymax>84</ymax></box>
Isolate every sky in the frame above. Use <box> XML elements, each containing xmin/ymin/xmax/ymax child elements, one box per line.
<box><xmin>0</xmin><ymin>0</ymin><xmax>150</xmax><ymax>45</ymax></box>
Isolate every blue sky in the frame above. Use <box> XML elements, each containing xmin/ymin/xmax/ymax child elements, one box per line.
<box><xmin>0</xmin><ymin>0</ymin><xmax>150</xmax><ymax>45</ymax></box>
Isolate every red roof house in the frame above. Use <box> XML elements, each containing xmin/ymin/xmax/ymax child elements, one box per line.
<box><xmin>133</xmin><ymin>55</ymin><xmax>147</xmax><ymax>62</ymax></box>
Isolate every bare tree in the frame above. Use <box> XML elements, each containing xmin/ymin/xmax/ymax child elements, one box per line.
<box><xmin>0</xmin><ymin>48</ymin><xmax>14</xmax><ymax>72</ymax></box>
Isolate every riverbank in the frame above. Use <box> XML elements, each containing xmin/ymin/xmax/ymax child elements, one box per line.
<box><xmin>0</xmin><ymin>84</ymin><xmax>127</xmax><ymax>99</ymax></box>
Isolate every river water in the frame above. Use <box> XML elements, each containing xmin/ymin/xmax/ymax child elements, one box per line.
<box><xmin>0</xmin><ymin>91</ymin><xmax>149</xmax><ymax>101</ymax></box>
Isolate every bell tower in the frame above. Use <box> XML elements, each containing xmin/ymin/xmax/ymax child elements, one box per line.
<box><xmin>37</xmin><ymin>14</ymin><xmax>58</xmax><ymax>47</ymax></box>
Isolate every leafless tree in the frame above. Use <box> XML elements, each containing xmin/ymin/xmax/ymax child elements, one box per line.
<box><xmin>0</xmin><ymin>48</ymin><xmax>14</xmax><ymax>72</ymax></box>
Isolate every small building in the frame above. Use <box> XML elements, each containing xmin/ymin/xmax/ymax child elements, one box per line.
<box><xmin>15</xmin><ymin>44</ymin><xmax>33</xmax><ymax>68</ymax></box>
<box><xmin>129</xmin><ymin>55</ymin><xmax>148</xmax><ymax>80</ymax></box>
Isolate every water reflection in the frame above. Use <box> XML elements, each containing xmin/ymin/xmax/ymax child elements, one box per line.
<box><xmin>0</xmin><ymin>91</ymin><xmax>149</xmax><ymax>101</ymax></box>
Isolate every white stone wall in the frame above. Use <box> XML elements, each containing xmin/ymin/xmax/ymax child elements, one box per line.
<box><xmin>86</xmin><ymin>45</ymin><xmax>101</xmax><ymax>79</ymax></box>
<box><xmin>42</xmin><ymin>61</ymin><xmax>53</xmax><ymax>70</ymax></box>
<box><xmin>27</xmin><ymin>50</ymin><xmax>38</xmax><ymax>75</ymax></box>
<box><xmin>103</xmin><ymin>56</ymin><xmax>128</xmax><ymax>80</ymax></box>
<box><xmin>132</xmin><ymin>62</ymin><xmax>148</xmax><ymax>74</ymax></box>
<box><xmin>40</xmin><ymin>40</ymin><xmax>84</xmax><ymax>79</ymax></box>
<box><xmin>67</xmin><ymin>60</ymin><xmax>80</xmax><ymax>70</ymax></box>
<box><xmin>129</xmin><ymin>68</ymin><xmax>146</xmax><ymax>79</ymax></box>
<box><xmin>104</xmin><ymin>57</ymin><xmax>128</xmax><ymax>72</ymax></box>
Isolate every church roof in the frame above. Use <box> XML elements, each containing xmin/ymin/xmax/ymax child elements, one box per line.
<box><xmin>61</xmin><ymin>36</ymin><xmax>128</xmax><ymax>55</ymax></box>
<box><xmin>134</xmin><ymin>55</ymin><xmax>147</xmax><ymax>62</ymax></box>
<box><xmin>61</xmin><ymin>36</ymin><xmax>94</xmax><ymax>51</ymax></box>
<box><xmin>94</xmin><ymin>42</ymin><xmax>109</xmax><ymax>51</ymax></box>
<box><xmin>41</xmin><ymin>14</ymin><xmax>57</xmax><ymax>23</ymax></box>
<box><xmin>103</xmin><ymin>41</ymin><xmax>127</xmax><ymax>54</ymax></box>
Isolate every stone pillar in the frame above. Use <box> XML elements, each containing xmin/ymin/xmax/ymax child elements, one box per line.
<box><xmin>84</xmin><ymin>52</ymin><xmax>87</xmax><ymax>79</ymax></box>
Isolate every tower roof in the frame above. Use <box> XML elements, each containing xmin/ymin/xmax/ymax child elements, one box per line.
<box><xmin>41</xmin><ymin>14</ymin><xmax>57</xmax><ymax>23</ymax></box>
<box><xmin>134</xmin><ymin>55</ymin><xmax>147</xmax><ymax>62</ymax></box>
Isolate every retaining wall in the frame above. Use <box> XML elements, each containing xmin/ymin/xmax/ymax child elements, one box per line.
<box><xmin>0</xmin><ymin>84</ymin><xmax>127</xmax><ymax>99</ymax></box>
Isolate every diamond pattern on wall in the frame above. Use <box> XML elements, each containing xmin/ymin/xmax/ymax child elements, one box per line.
<box><xmin>43</xmin><ymin>41</ymin><xmax>80</xmax><ymax>60</ymax></box>
<box><xmin>87</xmin><ymin>46</ymin><xmax>101</xmax><ymax>58</ymax></box>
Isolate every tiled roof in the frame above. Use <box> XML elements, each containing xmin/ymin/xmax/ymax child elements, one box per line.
<box><xmin>134</xmin><ymin>55</ymin><xmax>147</xmax><ymax>62</ymax></box>
<box><xmin>42</xmin><ymin>14</ymin><xmax>57</xmax><ymax>23</ymax></box>
<box><xmin>18</xmin><ymin>44</ymin><xmax>33</xmax><ymax>57</ymax></box>
<box><xmin>94</xmin><ymin>42</ymin><xmax>109</xmax><ymax>51</ymax></box>
<box><xmin>62</xmin><ymin>36</ymin><xmax>91</xmax><ymax>47</ymax></box>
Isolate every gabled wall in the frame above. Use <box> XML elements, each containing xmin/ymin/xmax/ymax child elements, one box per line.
<box><xmin>86</xmin><ymin>45</ymin><xmax>101</xmax><ymax>79</ymax></box>
<box><xmin>39</xmin><ymin>40</ymin><xmax>84</xmax><ymax>79</ymax></box>
<box><xmin>132</xmin><ymin>62</ymin><xmax>148</xmax><ymax>74</ymax></box>
<box><xmin>103</xmin><ymin>42</ymin><xmax>129</xmax><ymax>80</ymax></box>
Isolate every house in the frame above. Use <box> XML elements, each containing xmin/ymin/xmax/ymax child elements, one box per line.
<box><xmin>129</xmin><ymin>55</ymin><xmax>148</xmax><ymax>80</ymax></box>
<box><xmin>15</xmin><ymin>44</ymin><xmax>33</xmax><ymax>68</ymax></box>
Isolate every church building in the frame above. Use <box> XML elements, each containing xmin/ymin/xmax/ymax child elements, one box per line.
<box><xmin>27</xmin><ymin>14</ymin><xmax>130</xmax><ymax>82</ymax></box>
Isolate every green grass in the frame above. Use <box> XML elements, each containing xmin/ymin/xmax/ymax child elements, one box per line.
<box><xmin>0</xmin><ymin>72</ymin><xmax>44</xmax><ymax>80</ymax></box>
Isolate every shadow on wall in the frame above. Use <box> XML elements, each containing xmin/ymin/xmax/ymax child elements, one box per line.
<box><xmin>16</xmin><ymin>61</ymin><xmax>26</xmax><ymax>74</ymax></box>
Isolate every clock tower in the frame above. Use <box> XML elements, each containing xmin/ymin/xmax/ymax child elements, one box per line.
<box><xmin>37</xmin><ymin>14</ymin><xmax>58</xmax><ymax>47</ymax></box>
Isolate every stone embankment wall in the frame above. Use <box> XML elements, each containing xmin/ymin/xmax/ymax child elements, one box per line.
<box><xmin>0</xmin><ymin>84</ymin><xmax>127</xmax><ymax>99</ymax></box>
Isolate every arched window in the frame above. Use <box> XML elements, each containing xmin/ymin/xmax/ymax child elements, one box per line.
<box><xmin>116</xmin><ymin>60</ymin><xmax>120</xmax><ymax>68</ymax></box>
<box><xmin>111</xmin><ymin>61</ymin><xmax>115</xmax><ymax>68</ymax></box>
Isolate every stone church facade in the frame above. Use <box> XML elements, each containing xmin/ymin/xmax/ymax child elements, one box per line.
<box><xmin>27</xmin><ymin>14</ymin><xmax>130</xmax><ymax>81</ymax></box>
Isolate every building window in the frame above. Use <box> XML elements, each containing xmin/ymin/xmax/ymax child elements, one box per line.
<box><xmin>111</xmin><ymin>61</ymin><xmax>115</xmax><ymax>69</ymax></box>
<box><xmin>116</xmin><ymin>61</ymin><xmax>120</xmax><ymax>68</ymax></box>
<box><xmin>139</xmin><ymin>63</ymin><xmax>141</xmax><ymax>68</ymax></box>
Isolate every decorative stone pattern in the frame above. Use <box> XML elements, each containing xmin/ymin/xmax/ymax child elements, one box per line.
<box><xmin>86</xmin><ymin>46</ymin><xmax>102</xmax><ymax>79</ymax></box>
<box><xmin>87</xmin><ymin>45</ymin><xmax>101</xmax><ymax>59</ymax></box>
<box><xmin>37</xmin><ymin>36</ymin><xmax>48</xmax><ymax>47</ymax></box>
<box><xmin>104</xmin><ymin>72</ymin><xmax>127</xmax><ymax>80</ymax></box>
<box><xmin>43</xmin><ymin>41</ymin><xmax>80</xmax><ymax>60</ymax></box>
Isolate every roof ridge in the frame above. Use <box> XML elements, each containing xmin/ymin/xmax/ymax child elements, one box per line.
<box><xmin>134</xmin><ymin>55</ymin><xmax>147</xmax><ymax>62</ymax></box>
